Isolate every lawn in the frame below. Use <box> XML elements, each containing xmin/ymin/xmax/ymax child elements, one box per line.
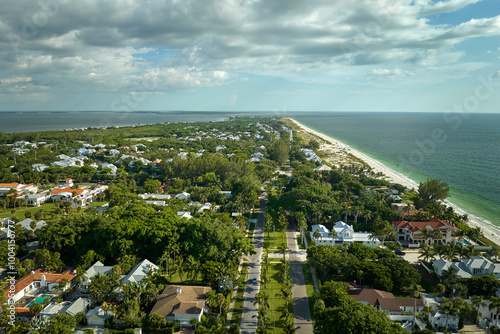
<box><xmin>231</xmin><ymin>263</ymin><xmax>249</xmax><ymax>325</ymax></box>
<box><xmin>263</xmin><ymin>227</ymin><xmax>287</xmax><ymax>250</ymax></box>
<box><xmin>301</xmin><ymin>263</ymin><xmax>316</xmax><ymax>319</ymax></box>
<box><xmin>0</xmin><ymin>203</ymin><xmax>59</xmax><ymax>220</ymax></box>
<box><xmin>264</xmin><ymin>262</ymin><xmax>294</xmax><ymax>334</ymax></box>
<box><xmin>297</xmin><ymin>234</ymin><xmax>305</xmax><ymax>250</ymax></box>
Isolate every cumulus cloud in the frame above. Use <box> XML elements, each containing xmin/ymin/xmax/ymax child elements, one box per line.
<box><xmin>0</xmin><ymin>0</ymin><xmax>498</xmax><ymax>101</ymax></box>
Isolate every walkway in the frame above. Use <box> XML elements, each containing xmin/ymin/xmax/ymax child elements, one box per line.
<box><xmin>287</xmin><ymin>230</ymin><xmax>314</xmax><ymax>334</ymax></box>
<box><xmin>240</xmin><ymin>194</ymin><xmax>266</xmax><ymax>334</ymax></box>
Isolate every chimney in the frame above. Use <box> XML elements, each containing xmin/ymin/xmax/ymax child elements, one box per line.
<box><xmin>176</xmin><ymin>288</ymin><xmax>182</xmax><ymax>294</ymax></box>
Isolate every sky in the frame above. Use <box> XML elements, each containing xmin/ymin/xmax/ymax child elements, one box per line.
<box><xmin>0</xmin><ymin>0</ymin><xmax>500</xmax><ymax>112</ymax></box>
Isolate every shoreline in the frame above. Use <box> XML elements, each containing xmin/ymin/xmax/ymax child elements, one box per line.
<box><xmin>288</xmin><ymin>117</ymin><xmax>500</xmax><ymax>247</ymax></box>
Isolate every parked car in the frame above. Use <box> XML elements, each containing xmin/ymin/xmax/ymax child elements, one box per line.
<box><xmin>253</xmin><ymin>277</ymin><xmax>257</xmax><ymax>283</ymax></box>
<box><xmin>395</xmin><ymin>250</ymin><xmax>406</xmax><ymax>255</ymax></box>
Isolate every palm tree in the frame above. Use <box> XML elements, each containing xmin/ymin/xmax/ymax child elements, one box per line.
<box><xmin>312</xmin><ymin>229</ymin><xmax>322</xmax><ymax>243</ymax></box>
<box><xmin>438</xmin><ymin>297</ymin><xmax>458</xmax><ymax>330</ymax></box>
<box><xmin>418</xmin><ymin>244</ymin><xmax>436</xmax><ymax>263</ymax></box>
<box><xmin>471</xmin><ymin>295</ymin><xmax>486</xmax><ymax>325</ymax></box>
<box><xmin>407</xmin><ymin>283</ymin><xmax>424</xmax><ymax>330</ymax></box>
<box><xmin>328</xmin><ymin>229</ymin><xmax>338</xmax><ymax>246</ymax></box>
<box><xmin>488</xmin><ymin>296</ymin><xmax>500</xmax><ymax>328</ymax></box>
<box><xmin>298</xmin><ymin>218</ymin><xmax>308</xmax><ymax>245</ymax></box>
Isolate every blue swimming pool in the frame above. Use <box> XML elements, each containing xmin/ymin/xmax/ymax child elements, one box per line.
<box><xmin>27</xmin><ymin>294</ymin><xmax>52</xmax><ymax>307</ymax></box>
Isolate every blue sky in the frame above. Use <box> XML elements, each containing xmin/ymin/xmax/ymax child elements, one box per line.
<box><xmin>0</xmin><ymin>0</ymin><xmax>499</xmax><ymax>112</ymax></box>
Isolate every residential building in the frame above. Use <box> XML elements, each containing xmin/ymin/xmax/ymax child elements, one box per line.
<box><xmin>0</xmin><ymin>183</ymin><xmax>38</xmax><ymax>196</ymax></box>
<box><xmin>310</xmin><ymin>222</ymin><xmax>380</xmax><ymax>248</ymax></box>
<box><xmin>432</xmin><ymin>256</ymin><xmax>500</xmax><ymax>279</ymax></box>
<box><xmin>422</xmin><ymin>294</ymin><xmax>460</xmax><ymax>330</ymax></box>
<box><xmin>4</xmin><ymin>269</ymin><xmax>75</xmax><ymax>303</ymax></box>
<box><xmin>86</xmin><ymin>306</ymin><xmax>112</xmax><ymax>326</ymax></box>
<box><xmin>392</xmin><ymin>218</ymin><xmax>459</xmax><ymax>245</ymax></box>
<box><xmin>25</xmin><ymin>193</ymin><xmax>50</xmax><ymax>207</ymax></box>
<box><xmin>81</xmin><ymin>261</ymin><xmax>114</xmax><ymax>291</ymax></box>
<box><xmin>348</xmin><ymin>288</ymin><xmax>424</xmax><ymax>317</ymax></box>
<box><xmin>120</xmin><ymin>259</ymin><xmax>158</xmax><ymax>286</ymax></box>
<box><xmin>64</xmin><ymin>297</ymin><xmax>90</xmax><ymax>317</ymax></box>
<box><xmin>174</xmin><ymin>192</ymin><xmax>190</xmax><ymax>200</ymax></box>
<box><xmin>150</xmin><ymin>285</ymin><xmax>211</xmax><ymax>327</ymax></box>
<box><xmin>50</xmin><ymin>188</ymin><xmax>92</xmax><ymax>206</ymax></box>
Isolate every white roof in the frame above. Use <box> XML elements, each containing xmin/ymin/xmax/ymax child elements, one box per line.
<box><xmin>120</xmin><ymin>259</ymin><xmax>158</xmax><ymax>285</ymax></box>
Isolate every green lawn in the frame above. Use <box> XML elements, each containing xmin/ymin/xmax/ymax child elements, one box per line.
<box><xmin>88</xmin><ymin>201</ymin><xmax>107</xmax><ymax>207</ymax></box>
<box><xmin>231</xmin><ymin>263</ymin><xmax>249</xmax><ymax>325</ymax></box>
<box><xmin>263</xmin><ymin>227</ymin><xmax>287</xmax><ymax>250</ymax></box>
<box><xmin>301</xmin><ymin>263</ymin><xmax>316</xmax><ymax>319</ymax></box>
<box><xmin>264</xmin><ymin>262</ymin><xmax>293</xmax><ymax>334</ymax></box>
<box><xmin>0</xmin><ymin>203</ymin><xmax>59</xmax><ymax>220</ymax></box>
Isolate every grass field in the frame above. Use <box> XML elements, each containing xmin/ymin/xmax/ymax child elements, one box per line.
<box><xmin>264</xmin><ymin>261</ymin><xmax>293</xmax><ymax>334</ymax></box>
<box><xmin>248</xmin><ymin>222</ymin><xmax>256</xmax><ymax>240</ymax></box>
<box><xmin>0</xmin><ymin>203</ymin><xmax>58</xmax><ymax>220</ymax></box>
<box><xmin>263</xmin><ymin>227</ymin><xmax>287</xmax><ymax>250</ymax></box>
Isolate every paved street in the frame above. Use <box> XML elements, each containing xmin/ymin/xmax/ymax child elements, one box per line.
<box><xmin>287</xmin><ymin>230</ymin><xmax>314</xmax><ymax>334</ymax></box>
<box><xmin>240</xmin><ymin>194</ymin><xmax>266</xmax><ymax>334</ymax></box>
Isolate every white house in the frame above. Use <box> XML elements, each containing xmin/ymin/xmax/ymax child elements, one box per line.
<box><xmin>120</xmin><ymin>259</ymin><xmax>158</xmax><ymax>286</ymax></box>
<box><xmin>177</xmin><ymin>211</ymin><xmax>193</xmax><ymax>219</ymax></box>
<box><xmin>174</xmin><ymin>192</ymin><xmax>190</xmax><ymax>200</ymax></box>
<box><xmin>81</xmin><ymin>261</ymin><xmax>114</xmax><ymax>291</ymax></box>
<box><xmin>86</xmin><ymin>306</ymin><xmax>112</xmax><ymax>326</ymax></box>
<box><xmin>310</xmin><ymin>222</ymin><xmax>380</xmax><ymax>248</ymax></box>
<box><xmin>423</xmin><ymin>294</ymin><xmax>460</xmax><ymax>331</ymax></box>
<box><xmin>150</xmin><ymin>285</ymin><xmax>211</xmax><ymax>328</ymax></box>
<box><xmin>25</xmin><ymin>193</ymin><xmax>50</xmax><ymax>207</ymax></box>
<box><xmin>433</xmin><ymin>256</ymin><xmax>500</xmax><ymax>279</ymax></box>
<box><xmin>50</xmin><ymin>188</ymin><xmax>92</xmax><ymax>207</ymax></box>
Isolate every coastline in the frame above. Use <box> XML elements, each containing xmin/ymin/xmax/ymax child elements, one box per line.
<box><xmin>288</xmin><ymin>117</ymin><xmax>500</xmax><ymax>247</ymax></box>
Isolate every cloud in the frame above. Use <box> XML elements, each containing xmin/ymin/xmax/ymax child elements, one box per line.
<box><xmin>0</xmin><ymin>0</ymin><xmax>498</xmax><ymax>102</ymax></box>
<box><xmin>1</xmin><ymin>76</ymin><xmax>32</xmax><ymax>84</ymax></box>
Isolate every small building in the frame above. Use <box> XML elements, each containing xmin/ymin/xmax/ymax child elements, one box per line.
<box><xmin>177</xmin><ymin>211</ymin><xmax>193</xmax><ymax>220</ymax></box>
<box><xmin>120</xmin><ymin>259</ymin><xmax>159</xmax><ymax>286</ymax></box>
<box><xmin>86</xmin><ymin>306</ymin><xmax>112</xmax><ymax>326</ymax></box>
<box><xmin>25</xmin><ymin>193</ymin><xmax>50</xmax><ymax>207</ymax></box>
<box><xmin>174</xmin><ymin>192</ymin><xmax>190</xmax><ymax>200</ymax></box>
<box><xmin>150</xmin><ymin>285</ymin><xmax>211</xmax><ymax>328</ymax></box>
<box><xmin>64</xmin><ymin>297</ymin><xmax>90</xmax><ymax>317</ymax></box>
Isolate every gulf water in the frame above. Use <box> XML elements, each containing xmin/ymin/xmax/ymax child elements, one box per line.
<box><xmin>291</xmin><ymin>112</ymin><xmax>500</xmax><ymax>228</ymax></box>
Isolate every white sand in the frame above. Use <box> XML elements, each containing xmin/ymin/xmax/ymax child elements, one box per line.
<box><xmin>289</xmin><ymin>118</ymin><xmax>500</xmax><ymax>247</ymax></box>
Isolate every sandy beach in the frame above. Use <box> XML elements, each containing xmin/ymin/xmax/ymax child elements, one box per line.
<box><xmin>289</xmin><ymin>118</ymin><xmax>500</xmax><ymax>247</ymax></box>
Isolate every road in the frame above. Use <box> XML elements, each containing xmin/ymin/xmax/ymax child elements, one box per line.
<box><xmin>240</xmin><ymin>194</ymin><xmax>266</xmax><ymax>334</ymax></box>
<box><xmin>287</xmin><ymin>230</ymin><xmax>314</xmax><ymax>334</ymax></box>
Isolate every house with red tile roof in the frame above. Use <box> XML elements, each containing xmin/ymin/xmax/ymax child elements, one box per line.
<box><xmin>392</xmin><ymin>218</ymin><xmax>458</xmax><ymax>246</ymax></box>
<box><xmin>348</xmin><ymin>288</ymin><xmax>424</xmax><ymax>316</ymax></box>
<box><xmin>50</xmin><ymin>188</ymin><xmax>92</xmax><ymax>206</ymax></box>
<box><xmin>0</xmin><ymin>183</ymin><xmax>38</xmax><ymax>197</ymax></box>
<box><xmin>5</xmin><ymin>269</ymin><xmax>75</xmax><ymax>304</ymax></box>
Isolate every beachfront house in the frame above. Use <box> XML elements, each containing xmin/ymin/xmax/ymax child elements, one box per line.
<box><xmin>391</xmin><ymin>218</ymin><xmax>458</xmax><ymax>246</ymax></box>
<box><xmin>433</xmin><ymin>256</ymin><xmax>500</xmax><ymax>279</ymax></box>
<box><xmin>310</xmin><ymin>222</ymin><xmax>380</xmax><ymax>248</ymax></box>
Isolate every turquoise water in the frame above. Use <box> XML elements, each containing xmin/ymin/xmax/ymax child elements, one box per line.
<box><xmin>27</xmin><ymin>294</ymin><xmax>52</xmax><ymax>307</ymax></box>
<box><xmin>290</xmin><ymin>112</ymin><xmax>500</xmax><ymax>228</ymax></box>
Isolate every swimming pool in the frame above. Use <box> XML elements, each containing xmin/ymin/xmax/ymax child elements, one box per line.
<box><xmin>27</xmin><ymin>294</ymin><xmax>52</xmax><ymax>307</ymax></box>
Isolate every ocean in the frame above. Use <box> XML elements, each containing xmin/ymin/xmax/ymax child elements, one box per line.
<box><xmin>290</xmin><ymin>112</ymin><xmax>500</xmax><ymax>228</ymax></box>
<box><xmin>0</xmin><ymin>111</ymin><xmax>233</xmax><ymax>133</ymax></box>
<box><xmin>1</xmin><ymin>110</ymin><xmax>498</xmax><ymax>228</ymax></box>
